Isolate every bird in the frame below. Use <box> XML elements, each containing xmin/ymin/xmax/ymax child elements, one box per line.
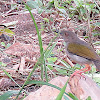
<box><xmin>59</xmin><ymin>30</ymin><xmax>100</xmax><ymax>77</ymax></box>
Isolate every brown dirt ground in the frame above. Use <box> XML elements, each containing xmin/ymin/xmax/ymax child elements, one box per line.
<box><xmin>0</xmin><ymin>0</ymin><xmax>100</xmax><ymax>99</ymax></box>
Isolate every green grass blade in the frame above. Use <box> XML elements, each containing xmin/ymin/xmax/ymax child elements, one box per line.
<box><xmin>41</xmin><ymin>65</ymin><xmax>44</xmax><ymax>80</ymax></box>
<box><xmin>15</xmin><ymin>2</ymin><xmax>60</xmax><ymax>99</ymax></box>
<box><xmin>45</xmin><ymin>42</ymin><xmax>57</xmax><ymax>59</ymax></box>
<box><xmin>64</xmin><ymin>95</ymin><xmax>70</xmax><ymax>100</ymax></box>
<box><xmin>26</xmin><ymin>80</ymin><xmax>61</xmax><ymax>90</ymax></box>
<box><xmin>26</xmin><ymin>80</ymin><xmax>78</xmax><ymax>100</ymax></box>
<box><xmin>0</xmin><ymin>90</ymin><xmax>18</xmax><ymax>100</ymax></box>
<box><xmin>3</xmin><ymin>69</ymin><xmax>21</xmax><ymax>88</ymax></box>
<box><xmin>56</xmin><ymin>80</ymin><xmax>69</xmax><ymax>100</ymax></box>
<box><xmin>15</xmin><ymin>54</ymin><xmax>44</xmax><ymax>100</ymax></box>
<box><xmin>25</xmin><ymin>3</ymin><xmax>43</xmax><ymax>55</ymax></box>
<box><xmin>25</xmin><ymin>1</ymin><xmax>45</xmax><ymax>80</ymax></box>
<box><xmin>68</xmin><ymin>92</ymin><xmax>78</xmax><ymax>100</ymax></box>
<box><xmin>86</xmin><ymin>96</ymin><xmax>92</xmax><ymax>100</ymax></box>
<box><xmin>44</xmin><ymin>58</ymin><xmax>48</xmax><ymax>81</ymax></box>
<box><xmin>44</xmin><ymin>32</ymin><xmax>60</xmax><ymax>55</ymax></box>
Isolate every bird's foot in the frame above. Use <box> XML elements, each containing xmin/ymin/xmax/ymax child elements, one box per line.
<box><xmin>69</xmin><ymin>64</ymin><xmax>91</xmax><ymax>80</ymax></box>
<box><xmin>70</xmin><ymin>70</ymin><xmax>86</xmax><ymax>80</ymax></box>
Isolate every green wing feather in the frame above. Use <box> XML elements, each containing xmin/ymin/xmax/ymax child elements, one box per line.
<box><xmin>67</xmin><ymin>43</ymin><xmax>97</xmax><ymax>60</ymax></box>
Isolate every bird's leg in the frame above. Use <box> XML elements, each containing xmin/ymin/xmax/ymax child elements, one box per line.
<box><xmin>70</xmin><ymin>64</ymin><xmax>91</xmax><ymax>79</ymax></box>
<box><xmin>83</xmin><ymin>64</ymin><xmax>91</xmax><ymax>72</ymax></box>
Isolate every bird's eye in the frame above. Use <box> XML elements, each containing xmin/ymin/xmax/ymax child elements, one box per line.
<box><xmin>65</xmin><ymin>33</ymin><xmax>69</xmax><ymax>37</ymax></box>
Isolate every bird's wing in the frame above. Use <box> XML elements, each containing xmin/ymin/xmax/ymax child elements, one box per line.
<box><xmin>67</xmin><ymin>43</ymin><xmax>98</xmax><ymax>60</ymax></box>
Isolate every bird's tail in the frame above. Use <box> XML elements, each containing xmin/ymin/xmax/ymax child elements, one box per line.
<box><xmin>94</xmin><ymin>60</ymin><xmax>100</xmax><ymax>71</ymax></box>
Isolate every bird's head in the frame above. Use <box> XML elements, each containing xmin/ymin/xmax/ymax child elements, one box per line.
<box><xmin>60</xmin><ymin>30</ymin><xmax>78</xmax><ymax>42</ymax></box>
